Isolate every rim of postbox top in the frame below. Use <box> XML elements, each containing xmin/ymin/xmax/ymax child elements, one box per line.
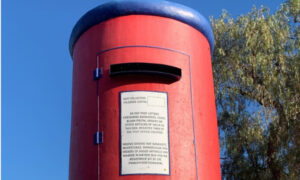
<box><xmin>69</xmin><ymin>0</ymin><xmax>215</xmax><ymax>57</ymax></box>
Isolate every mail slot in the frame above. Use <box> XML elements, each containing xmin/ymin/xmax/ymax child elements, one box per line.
<box><xmin>68</xmin><ymin>0</ymin><xmax>221</xmax><ymax>180</ymax></box>
<box><xmin>110</xmin><ymin>63</ymin><xmax>182</xmax><ymax>80</ymax></box>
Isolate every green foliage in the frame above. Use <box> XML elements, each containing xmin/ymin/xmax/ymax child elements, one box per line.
<box><xmin>211</xmin><ymin>1</ymin><xmax>300</xmax><ymax>179</ymax></box>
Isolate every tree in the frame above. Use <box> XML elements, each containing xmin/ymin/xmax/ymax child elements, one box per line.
<box><xmin>211</xmin><ymin>0</ymin><xmax>299</xmax><ymax>179</ymax></box>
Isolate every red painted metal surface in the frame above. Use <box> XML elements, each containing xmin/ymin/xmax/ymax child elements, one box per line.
<box><xmin>69</xmin><ymin>15</ymin><xmax>220</xmax><ymax>180</ymax></box>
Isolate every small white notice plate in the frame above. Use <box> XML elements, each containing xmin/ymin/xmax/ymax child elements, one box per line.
<box><xmin>120</xmin><ymin>91</ymin><xmax>170</xmax><ymax>175</ymax></box>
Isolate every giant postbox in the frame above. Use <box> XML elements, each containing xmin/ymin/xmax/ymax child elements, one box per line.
<box><xmin>69</xmin><ymin>0</ymin><xmax>221</xmax><ymax>179</ymax></box>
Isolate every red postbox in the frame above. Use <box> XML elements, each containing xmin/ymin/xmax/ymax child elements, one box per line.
<box><xmin>69</xmin><ymin>1</ymin><xmax>221</xmax><ymax>179</ymax></box>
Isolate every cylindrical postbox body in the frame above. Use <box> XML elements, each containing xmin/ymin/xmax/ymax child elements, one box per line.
<box><xmin>69</xmin><ymin>1</ymin><xmax>220</xmax><ymax>180</ymax></box>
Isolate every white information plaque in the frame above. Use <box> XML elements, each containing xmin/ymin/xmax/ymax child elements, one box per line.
<box><xmin>120</xmin><ymin>91</ymin><xmax>170</xmax><ymax>175</ymax></box>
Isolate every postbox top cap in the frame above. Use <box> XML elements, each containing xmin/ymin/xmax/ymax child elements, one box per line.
<box><xmin>69</xmin><ymin>0</ymin><xmax>215</xmax><ymax>56</ymax></box>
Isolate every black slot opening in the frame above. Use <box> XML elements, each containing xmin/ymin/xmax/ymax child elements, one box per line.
<box><xmin>110</xmin><ymin>62</ymin><xmax>181</xmax><ymax>80</ymax></box>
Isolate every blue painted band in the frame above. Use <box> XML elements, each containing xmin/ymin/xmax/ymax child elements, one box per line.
<box><xmin>69</xmin><ymin>0</ymin><xmax>215</xmax><ymax>57</ymax></box>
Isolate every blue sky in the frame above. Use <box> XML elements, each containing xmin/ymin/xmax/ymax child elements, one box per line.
<box><xmin>2</xmin><ymin>0</ymin><xmax>283</xmax><ymax>179</ymax></box>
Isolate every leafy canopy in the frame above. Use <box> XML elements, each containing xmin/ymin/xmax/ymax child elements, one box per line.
<box><xmin>211</xmin><ymin>0</ymin><xmax>299</xmax><ymax>179</ymax></box>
